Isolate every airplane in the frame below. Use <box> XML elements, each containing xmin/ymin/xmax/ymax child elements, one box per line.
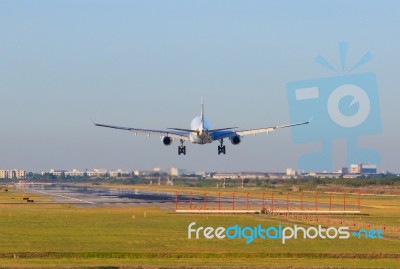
<box><xmin>93</xmin><ymin>99</ymin><xmax>310</xmax><ymax>155</ymax></box>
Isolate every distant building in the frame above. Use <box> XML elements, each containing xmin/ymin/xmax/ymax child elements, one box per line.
<box><xmin>238</xmin><ymin>172</ymin><xmax>269</xmax><ymax>180</ymax></box>
<box><xmin>340</xmin><ymin>167</ymin><xmax>349</xmax><ymax>175</ymax></box>
<box><xmin>87</xmin><ymin>169</ymin><xmax>108</xmax><ymax>177</ymax></box>
<box><xmin>169</xmin><ymin>167</ymin><xmax>186</xmax><ymax>176</ymax></box>
<box><xmin>349</xmin><ymin>164</ymin><xmax>377</xmax><ymax>174</ymax></box>
<box><xmin>267</xmin><ymin>173</ymin><xmax>286</xmax><ymax>179</ymax></box>
<box><xmin>44</xmin><ymin>168</ymin><xmax>132</xmax><ymax>178</ymax></box>
<box><xmin>361</xmin><ymin>164</ymin><xmax>377</xmax><ymax>174</ymax></box>
<box><xmin>343</xmin><ymin>174</ymin><xmax>362</xmax><ymax>179</ymax></box>
<box><xmin>350</xmin><ymin>164</ymin><xmax>362</xmax><ymax>174</ymax></box>
<box><xmin>286</xmin><ymin>168</ymin><xmax>297</xmax><ymax>176</ymax></box>
<box><xmin>42</xmin><ymin>169</ymin><xmax>86</xmax><ymax>177</ymax></box>
<box><xmin>44</xmin><ymin>169</ymin><xmax>67</xmax><ymax>177</ymax></box>
<box><xmin>16</xmin><ymin>169</ymin><xmax>26</xmax><ymax>178</ymax></box>
<box><xmin>65</xmin><ymin>169</ymin><xmax>85</xmax><ymax>177</ymax></box>
<box><xmin>0</xmin><ymin>169</ymin><xmax>26</xmax><ymax>179</ymax></box>
<box><xmin>212</xmin><ymin>173</ymin><xmax>239</xmax><ymax>180</ymax></box>
<box><xmin>132</xmin><ymin>170</ymin><xmax>159</xmax><ymax>176</ymax></box>
<box><xmin>109</xmin><ymin>169</ymin><xmax>130</xmax><ymax>177</ymax></box>
<box><xmin>307</xmin><ymin>172</ymin><xmax>341</xmax><ymax>179</ymax></box>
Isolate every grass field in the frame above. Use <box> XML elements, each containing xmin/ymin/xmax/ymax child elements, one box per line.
<box><xmin>102</xmin><ymin>183</ymin><xmax>400</xmax><ymax>228</ymax></box>
<box><xmin>0</xmin><ymin>185</ymin><xmax>399</xmax><ymax>268</ymax></box>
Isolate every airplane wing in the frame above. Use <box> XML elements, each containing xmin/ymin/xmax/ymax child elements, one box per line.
<box><xmin>211</xmin><ymin>120</ymin><xmax>310</xmax><ymax>140</ymax></box>
<box><xmin>93</xmin><ymin>122</ymin><xmax>191</xmax><ymax>141</ymax></box>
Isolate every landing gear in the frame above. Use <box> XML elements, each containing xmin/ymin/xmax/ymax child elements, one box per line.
<box><xmin>178</xmin><ymin>140</ymin><xmax>186</xmax><ymax>155</ymax></box>
<box><xmin>218</xmin><ymin>139</ymin><xmax>226</xmax><ymax>155</ymax></box>
<box><xmin>178</xmin><ymin>146</ymin><xmax>186</xmax><ymax>155</ymax></box>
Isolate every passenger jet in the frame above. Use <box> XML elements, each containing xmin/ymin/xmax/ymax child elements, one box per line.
<box><xmin>93</xmin><ymin>99</ymin><xmax>309</xmax><ymax>155</ymax></box>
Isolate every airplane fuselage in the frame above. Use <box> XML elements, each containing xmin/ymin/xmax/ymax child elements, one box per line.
<box><xmin>189</xmin><ymin>116</ymin><xmax>213</xmax><ymax>144</ymax></box>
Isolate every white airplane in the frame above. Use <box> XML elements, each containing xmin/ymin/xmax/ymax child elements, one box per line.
<box><xmin>93</xmin><ymin>99</ymin><xmax>309</xmax><ymax>155</ymax></box>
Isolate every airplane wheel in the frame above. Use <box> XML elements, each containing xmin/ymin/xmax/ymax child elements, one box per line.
<box><xmin>178</xmin><ymin>146</ymin><xmax>186</xmax><ymax>155</ymax></box>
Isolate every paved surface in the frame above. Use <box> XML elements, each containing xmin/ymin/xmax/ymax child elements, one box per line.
<box><xmin>21</xmin><ymin>184</ymin><xmax>182</xmax><ymax>208</ymax></box>
<box><xmin>19</xmin><ymin>184</ymin><xmax>357</xmax><ymax>210</ymax></box>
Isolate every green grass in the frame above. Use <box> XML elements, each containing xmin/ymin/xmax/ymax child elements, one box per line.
<box><xmin>0</xmin><ymin>186</ymin><xmax>52</xmax><ymax>203</ymax></box>
<box><xmin>0</xmin><ymin>187</ymin><xmax>399</xmax><ymax>268</ymax></box>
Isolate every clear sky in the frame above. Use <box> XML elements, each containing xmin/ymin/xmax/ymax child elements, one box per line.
<box><xmin>1</xmin><ymin>1</ymin><xmax>399</xmax><ymax>173</ymax></box>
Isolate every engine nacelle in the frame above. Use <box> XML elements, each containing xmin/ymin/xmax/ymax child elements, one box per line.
<box><xmin>161</xmin><ymin>136</ymin><xmax>173</xmax><ymax>146</ymax></box>
<box><xmin>229</xmin><ymin>135</ymin><xmax>241</xmax><ymax>145</ymax></box>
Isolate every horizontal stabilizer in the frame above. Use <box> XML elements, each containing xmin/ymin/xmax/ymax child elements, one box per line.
<box><xmin>167</xmin><ymin>128</ymin><xmax>198</xmax><ymax>133</ymax></box>
<box><xmin>208</xmin><ymin>127</ymin><xmax>238</xmax><ymax>132</ymax></box>
<box><xmin>167</xmin><ymin>127</ymin><xmax>238</xmax><ymax>133</ymax></box>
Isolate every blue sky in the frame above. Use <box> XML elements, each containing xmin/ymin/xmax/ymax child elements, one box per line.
<box><xmin>1</xmin><ymin>1</ymin><xmax>399</xmax><ymax>172</ymax></box>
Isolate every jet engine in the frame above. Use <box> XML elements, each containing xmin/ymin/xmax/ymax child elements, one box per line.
<box><xmin>229</xmin><ymin>135</ymin><xmax>241</xmax><ymax>145</ymax></box>
<box><xmin>161</xmin><ymin>136</ymin><xmax>173</xmax><ymax>146</ymax></box>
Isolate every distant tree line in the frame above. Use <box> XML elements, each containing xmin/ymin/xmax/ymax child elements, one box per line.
<box><xmin>3</xmin><ymin>172</ymin><xmax>399</xmax><ymax>189</ymax></box>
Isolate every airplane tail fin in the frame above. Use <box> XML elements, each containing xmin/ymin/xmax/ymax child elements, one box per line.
<box><xmin>201</xmin><ymin>97</ymin><xmax>205</xmax><ymax>130</ymax></box>
<box><xmin>167</xmin><ymin>99</ymin><xmax>238</xmax><ymax>134</ymax></box>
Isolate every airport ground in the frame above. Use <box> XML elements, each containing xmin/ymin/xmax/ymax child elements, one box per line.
<box><xmin>0</xmin><ymin>181</ymin><xmax>399</xmax><ymax>268</ymax></box>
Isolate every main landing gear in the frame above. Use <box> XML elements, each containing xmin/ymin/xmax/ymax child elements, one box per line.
<box><xmin>178</xmin><ymin>140</ymin><xmax>186</xmax><ymax>155</ymax></box>
<box><xmin>178</xmin><ymin>140</ymin><xmax>226</xmax><ymax>155</ymax></box>
<box><xmin>218</xmin><ymin>139</ymin><xmax>226</xmax><ymax>155</ymax></box>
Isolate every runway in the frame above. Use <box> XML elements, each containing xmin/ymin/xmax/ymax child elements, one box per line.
<box><xmin>19</xmin><ymin>184</ymin><xmax>358</xmax><ymax>210</ymax></box>
<box><xmin>23</xmin><ymin>184</ymin><xmax>181</xmax><ymax>208</ymax></box>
